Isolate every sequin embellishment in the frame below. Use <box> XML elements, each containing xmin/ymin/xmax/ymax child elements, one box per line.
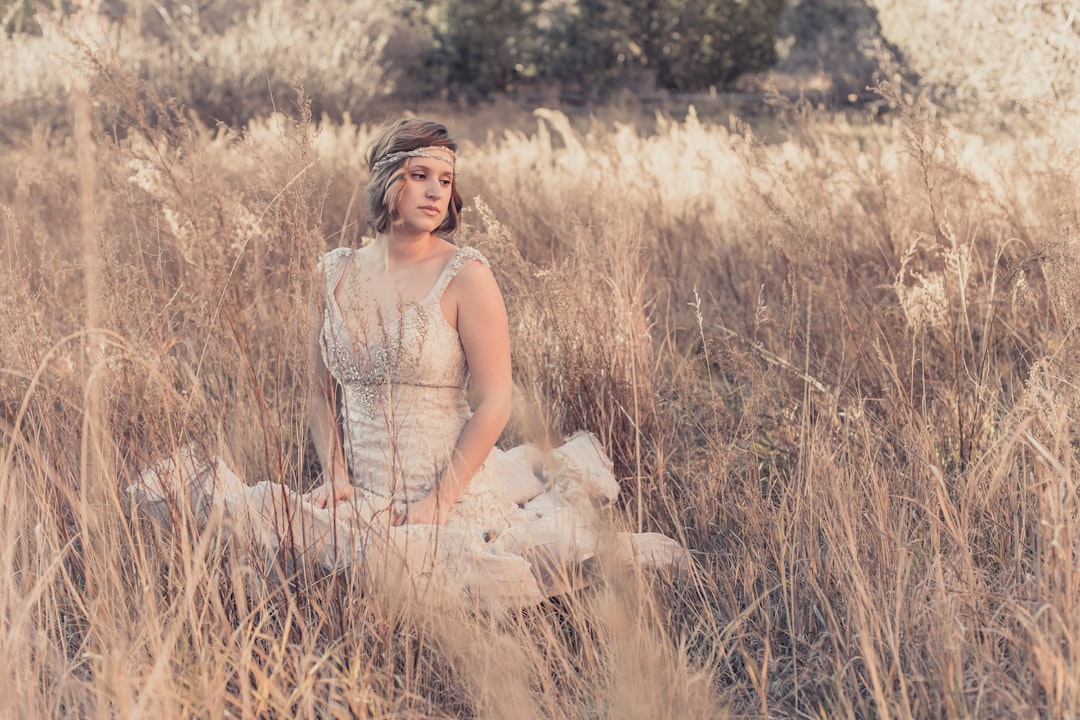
<box><xmin>319</xmin><ymin>247</ymin><xmax>487</xmax><ymax>417</ymax></box>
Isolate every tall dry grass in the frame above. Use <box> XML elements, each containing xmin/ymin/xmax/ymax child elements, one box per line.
<box><xmin>3</xmin><ymin>45</ymin><xmax>1080</xmax><ymax>719</ymax></box>
<box><xmin>0</xmin><ymin>0</ymin><xmax>404</xmax><ymax>135</ymax></box>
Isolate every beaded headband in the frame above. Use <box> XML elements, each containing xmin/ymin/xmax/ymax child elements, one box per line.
<box><xmin>371</xmin><ymin>146</ymin><xmax>457</xmax><ymax>172</ymax></box>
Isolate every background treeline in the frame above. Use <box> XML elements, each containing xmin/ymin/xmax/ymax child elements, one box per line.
<box><xmin>2</xmin><ymin>0</ymin><xmax>905</xmax><ymax>129</ymax></box>
<box><xmin>4</xmin><ymin>0</ymin><xmax>1079</xmax><ymax>131</ymax></box>
<box><xmin>415</xmin><ymin>0</ymin><xmax>784</xmax><ymax>98</ymax></box>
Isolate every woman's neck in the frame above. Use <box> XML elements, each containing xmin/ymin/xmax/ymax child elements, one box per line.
<box><xmin>370</xmin><ymin>231</ymin><xmax>438</xmax><ymax>270</ymax></box>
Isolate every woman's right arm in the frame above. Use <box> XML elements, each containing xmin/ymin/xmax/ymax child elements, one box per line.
<box><xmin>307</xmin><ymin>263</ymin><xmax>354</xmax><ymax>508</ymax></box>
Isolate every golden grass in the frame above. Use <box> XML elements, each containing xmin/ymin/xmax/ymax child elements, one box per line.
<box><xmin>0</xmin><ymin>1</ymin><xmax>400</xmax><ymax>134</ymax></box>
<box><xmin>3</xmin><ymin>43</ymin><xmax>1080</xmax><ymax>718</ymax></box>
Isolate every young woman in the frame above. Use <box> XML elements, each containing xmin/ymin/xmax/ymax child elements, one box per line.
<box><xmin>136</xmin><ymin>119</ymin><xmax>685</xmax><ymax>606</ymax></box>
<box><xmin>305</xmin><ymin>119</ymin><xmax>510</xmax><ymax>530</ymax></box>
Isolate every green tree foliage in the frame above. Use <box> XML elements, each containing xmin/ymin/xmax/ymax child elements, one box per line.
<box><xmin>654</xmin><ymin>0</ymin><xmax>784</xmax><ymax>91</ymax></box>
<box><xmin>774</xmin><ymin>0</ymin><xmax>909</xmax><ymax>101</ymax></box>
<box><xmin>420</xmin><ymin>0</ymin><xmax>785</xmax><ymax>98</ymax></box>
<box><xmin>418</xmin><ymin>0</ymin><xmax>532</xmax><ymax>100</ymax></box>
<box><xmin>534</xmin><ymin>0</ymin><xmax>649</xmax><ymax>96</ymax></box>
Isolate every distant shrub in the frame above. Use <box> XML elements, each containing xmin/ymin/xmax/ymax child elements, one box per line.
<box><xmin>531</xmin><ymin>0</ymin><xmax>655</xmax><ymax>96</ymax></box>
<box><xmin>775</xmin><ymin>0</ymin><xmax>910</xmax><ymax>101</ymax></box>
<box><xmin>653</xmin><ymin>0</ymin><xmax>784</xmax><ymax>92</ymax></box>
<box><xmin>418</xmin><ymin>0</ymin><xmax>785</xmax><ymax>98</ymax></box>
<box><xmin>416</xmin><ymin>0</ymin><xmax>531</xmax><ymax>100</ymax></box>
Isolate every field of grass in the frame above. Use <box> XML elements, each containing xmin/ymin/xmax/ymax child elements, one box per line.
<box><xmin>4</xmin><ymin>11</ymin><xmax>1080</xmax><ymax>718</ymax></box>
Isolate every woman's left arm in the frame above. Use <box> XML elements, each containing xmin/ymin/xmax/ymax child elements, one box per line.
<box><xmin>397</xmin><ymin>259</ymin><xmax>512</xmax><ymax>525</ymax></box>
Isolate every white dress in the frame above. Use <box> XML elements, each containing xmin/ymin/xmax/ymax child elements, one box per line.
<box><xmin>131</xmin><ymin>246</ymin><xmax>685</xmax><ymax>607</ymax></box>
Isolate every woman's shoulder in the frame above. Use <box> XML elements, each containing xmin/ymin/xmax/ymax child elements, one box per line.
<box><xmin>315</xmin><ymin>246</ymin><xmax>354</xmax><ymax>279</ymax></box>
<box><xmin>445</xmin><ymin>245</ymin><xmax>490</xmax><ymax>274</ymax></box>
<box><xmin>320</xmin><ymin>246</ymin><xmax>353</xmax><ymax>267</ymax></box>
<box><xmin>431</xmin><ymin>246</ymin><xmax>496</xmax><ymax>303</ymax></box>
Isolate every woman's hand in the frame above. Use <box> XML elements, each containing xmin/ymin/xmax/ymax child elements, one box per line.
<box><xmin>394</xmin><ymin>491</ymin><xmax>450</xmax><ymax>526</ymax></box>
<box><xmin>307</xmin><ymin>479</ymin><xmax>354</xmax><ymax>509</ymax></box>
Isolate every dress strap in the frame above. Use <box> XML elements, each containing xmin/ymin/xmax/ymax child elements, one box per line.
<box><xmin>319</xmin><ymin>247</ymin><xmax>353</xmax><ymax>296</ymax></box>
<box><xmin>428</xmin><ymin>247</ymin><xmax>490</xmax><ymax>301</ymax></box>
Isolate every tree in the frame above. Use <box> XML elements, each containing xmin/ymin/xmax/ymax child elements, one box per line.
<box><xmin>411</xmin><ymin>0</ymin><xmax>787</xmax><ymax>99</ymax></box>
<box><xmin>656</xmin><ymin>0</ymin><xmax>783</xmax><ymax>91</ymax></box>
<box><xmin>539</xmin><ymin>0</ymin><xmax>784</xmax><ymax>95</ymax></box>
<box><xmin>418</xmin><ymin>0</ymin><xmax>534</xmax><ymax>99</ymax></box>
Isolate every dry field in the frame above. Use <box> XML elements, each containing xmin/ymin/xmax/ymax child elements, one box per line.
<box><xmin>4</xmin><ymin>20</ymin><xmax>1080</xmax><ymax>720</ymax></box>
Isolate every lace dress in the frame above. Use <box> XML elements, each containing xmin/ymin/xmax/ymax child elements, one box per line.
<box><xmin>132</xmin><ymin>247</ymin><xmax>685</xmax><ymax>607</ymax></box>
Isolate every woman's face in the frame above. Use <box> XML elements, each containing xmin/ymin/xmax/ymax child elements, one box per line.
<box><xmin>395</xmin><ymin>155</ymin><xmax>455</xmax><ymax>234</ymax></box>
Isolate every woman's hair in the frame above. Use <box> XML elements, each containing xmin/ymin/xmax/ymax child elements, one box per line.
<box><xmin>365</xmin><ymin>118</ymin><xmax>463</xmax><ymax>235</ymax></box>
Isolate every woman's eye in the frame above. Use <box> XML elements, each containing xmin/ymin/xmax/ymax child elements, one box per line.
<box><xmin>440</xmin><ymin>179</ymin><xmax>451</xmax><ymax>187</ymax></box>
<box><xmin>411</xmin><ymin>173</ymin><xmax>425</xmax><ymax>180</ymax></box>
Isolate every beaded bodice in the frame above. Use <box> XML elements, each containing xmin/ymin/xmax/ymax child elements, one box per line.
<box><xmin>318</xmin><ymin>246</ymin><xmax>490</xmax><ymax>503</ymax></box>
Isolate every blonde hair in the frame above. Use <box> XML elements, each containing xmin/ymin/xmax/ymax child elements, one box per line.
<box><xmin>365</xmin><ymin>119</ymin><xmax>463</xmax><ymax>235</ymax></box>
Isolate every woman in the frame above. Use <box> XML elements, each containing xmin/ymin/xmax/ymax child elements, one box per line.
<box><xmin>305</xmin><ymin>119</ymin><xmax>509</xmax><ymax>528</ymax></box>
<box><xmin>135</xmin><ymin>119</ymin><xmax>685</xmax><ymax>606</ymax></box>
